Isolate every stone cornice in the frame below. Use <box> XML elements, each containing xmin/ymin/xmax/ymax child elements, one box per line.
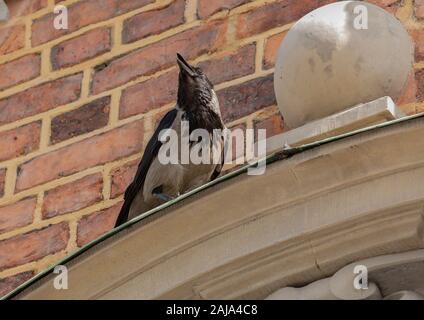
<box><xmin>13</xmin><ymin>115</ymin><xmax>424</xmax><ymax>299</ymax></box>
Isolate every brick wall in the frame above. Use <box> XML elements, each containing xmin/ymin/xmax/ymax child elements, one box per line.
<box><xmin>0</xmin><ymin>0</ymin><xmax>421</xmax><ymax>297</ymax></box>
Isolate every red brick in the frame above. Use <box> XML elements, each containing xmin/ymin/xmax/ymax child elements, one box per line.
<box><xmin>120</xmin><ymin>71</ymin><xmax>178</xmax><ymax>119</ymax></box>
<box><xmin>0</xmin><ymin>73</ymin><xmax>82</xmax><ymax>126</ymax></box>
<box><xmin>0</xmin><ymin>197</ymin><xmax>36</xmax><ymax>234</ymax></box>
<box><xmin>0</xmin><ymin>54</ymin><xmax>40</xmax><ymax>91</ymax></box>
<box><xmin>0</xmin><ymin>122</ymin><xmax>41</xmax><ymax>162</ymax></box>
<box><xmin>51</xmin><ymin>96</ymin><xmax>110</xmax><ymax>144</ymax></box>
<box><xmin>263</xmin><ymin>32</ymin><xmax>287</xmax><ymax>69</ymax></box>
<box><xmin>236</xmin><ymin>0</ymin><xmax>335</xmax><ymax>39</ymax></box>
<box><xmin>31</xmin><ymin>0</ymin><xmax>154</xmax><ymax>46</ymax></box>
<box><xmin>254</xmin><ymin>114</ymin><xmax>285</xmax><ymax>141</ymax></box>
<box><xmin>198</xmin><ymin>0</ymin><xmax>252</xmax><ymax>19</ymax></box>
<box><xmin>416</xmin><ymin>0</ymin><xmax>424</xmax><ymax>19</ymax></box>
<box><xmin>228</xmin><ymin>123</ymin><xmax>246</xmax><ymax>161</ymax></box>
<box><xmin>396</xmin><ymin>70</ymin><xmax>417</xmax><ymax>106</ymax></box>
<box><xmin>217</xmin><ymin>75</ymin><xmax>276</xmax><ymax>122</ymax></box>
<box><xmin>42</xmin><ymin>174</ymin><xmax>103</xmax><ymax>219</ymax></box>
<box><xmin>16</xmin><ymin>120</ymin><xmax>144</xmax><ymax>191</ymax></box>
<box><xmin>367</xmin><ymin>0</ymin><xmax>401</xmax><ymax>15</ymax></box>
<box><xmin>367</xmin><ymin>0</ymin><xmax>399</xmax><ymax>5</ymax></box>
<box><xmin>77</xmin><ymin>202</ymin><xmax>122</xmax><ymax>246</ymax></box>
<box><xmin>0</xmin><ymin>271</ymin><xmax>34</xmax><ymax>298</ymax></box>
<box><xmin>0</xmin><ymin>169</ymin><xmax>5</xmax><ymax>198</ymax></box>
<box><xmin>123</xmin><ymin>0</ymin><xmax>186</xmax><ymax>44</ymax></box>
<box><xmin>117</xmin><ymin>0</ymin><xmax>155</xmax><ymax>12</ymax></box>
<box><xmin>198</xmin><ymin>44</ymin><xmax>256</xmax><ymax>84</ymax></box>
<box><xmin>0</xmin><ymin>222</ymin><xmax>69</xmax><ymax>271</ymax></box>
<box><xmin>415</xmin><ymin>68</ymin><xmax>424</xmax><ymax>102</ymax></box>
<box><xmin>5</xmin><ymin>0</ymin><xmax>47</xmax><ymax>18</ymax></box>
<box><xmin>91</xmin><ymin>20</ymin><xmax>228</xmax><ymax>94</ymax></box>
<box><xmin>51</xmin><ymin>27</ymin><xmax>112</xmax><ymax>70</ymax></box>
<box><xmin>110</xmin><ymin>160</ymin><xmax>139</xmax><ymax>198</ymax></box>
<box><xmin>153</xmin><ymin>106</ymin><xmax>174</xmax><ymax>128</ymax></box>
<box><xmin>0</xmin><ymin>24</ymin><xmax>25</xmax><ymax>55</ymax></box>
<box><xmin>409</xmin><ymin>29</ymin><xmax>424</xmax><ymax>61</ymax></box>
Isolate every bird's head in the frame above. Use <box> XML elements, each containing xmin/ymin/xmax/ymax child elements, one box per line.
<box><xmin>176</xmin><ymin>53</ymin><xmax>215</xmax><ymax>112</ymax></box>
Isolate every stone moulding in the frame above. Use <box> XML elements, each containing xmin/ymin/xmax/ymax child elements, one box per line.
<box><xmin>266</xmin><ymin>249</ymin><xmax>424</xmax><ymax>300</ymax></box>
<box><xmin>267</xmin><ymin>96</ymin><xmax>405</xmax><ymax>151</ymax></box>
<box><xmin>9</xmin><ymin>114</ymin><xmax>424</xmax><ymax>300</ymax></box>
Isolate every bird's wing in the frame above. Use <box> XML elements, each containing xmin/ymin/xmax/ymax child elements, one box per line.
<box><xmin>210</xmin><ymin>159</ymin><xmax>223</xmax><ymax>181</ymax></box>
<box><xmin>115</xmin><ymin>108</ymin><xmax>178</xmax><ymax>227</ymax></box>
<box><xmin>210</xmin><ymin>132</ymin><xmax>226</xmax><ymax>181</ymax></box>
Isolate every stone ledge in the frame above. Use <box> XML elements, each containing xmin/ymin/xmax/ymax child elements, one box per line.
<box><xmin>266</xmin><ymin>96</ymin><xmax>405</xmax><ymax>153</ymax></box>
<box><xmin>10</xmin><ymin>114</ymin><xmax>424</xmax><ymax>300</ymax></box>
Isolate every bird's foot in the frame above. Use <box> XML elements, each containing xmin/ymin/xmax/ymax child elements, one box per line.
<box><xmin>152</xmin><ymin>186</ymin><xmax>174</xmax><ymax>202</ymax></box>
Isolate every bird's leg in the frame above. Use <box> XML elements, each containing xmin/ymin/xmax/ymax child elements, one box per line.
<box><xmin>152</xmin><ymin>186</ymin><xmax>174</xmax><ymax>202</ymax></box>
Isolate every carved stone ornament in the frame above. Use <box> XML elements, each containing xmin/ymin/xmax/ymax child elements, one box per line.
<box><xmin>266</xmin><ymin>250</ymin><xmax>424</xmax><ymax>300</ymax></box>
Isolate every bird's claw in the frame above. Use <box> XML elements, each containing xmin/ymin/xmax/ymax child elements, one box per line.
<box><xmin>283</xmin><ymin>142</ymin><xmax>292</xmax><ymax>150</ymax></box>
<box><xmin>152</xmin><ymin>186</ymin><xmax>174</xmax><ymax>202</ymax></box>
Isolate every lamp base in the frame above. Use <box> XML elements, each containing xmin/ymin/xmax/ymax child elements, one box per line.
<box><xmin>265</xmin><ymin>96</ymin><xmax>405</xmax><ymax>154</ymax></box>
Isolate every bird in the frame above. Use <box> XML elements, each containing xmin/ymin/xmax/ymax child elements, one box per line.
<box><xmin>115</xmin><ymin>53</ymin><xmax>225</xmax><ymax>227</ymax></box>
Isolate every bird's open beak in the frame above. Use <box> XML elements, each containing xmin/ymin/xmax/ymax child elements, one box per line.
<box><xmin>177</xmin><ymin>53</ymin><xmax>196</xmax><ymax>77</ymax></box>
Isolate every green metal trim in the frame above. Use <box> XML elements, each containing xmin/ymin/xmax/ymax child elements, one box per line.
<box><xmin>3</xmin><ymin>111</ymin><xmax>424</xmax><ymax>300</ymax></box>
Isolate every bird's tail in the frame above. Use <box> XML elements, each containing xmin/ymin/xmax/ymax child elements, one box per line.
<box><xmin>114</xmin><ymin>197</ymin><xmax>132</xmax><ymax>227</ymax></box>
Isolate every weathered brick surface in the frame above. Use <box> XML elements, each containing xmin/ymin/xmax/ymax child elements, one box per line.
<box><xmin>416</xmin><ymin>0</ymin><xmax>424</xmax><ymax>19</ymax></box>
<box><xmin>110</xmin><ymin>160</ymin><xmax>139</xmax><ymax>198</ymax></box>
<box><xmin>397</xmin><ymin>71</ymin><xmax>417</xmax><ymax>106</ymax></box>
<box><xmin>0</xmin><ymin>222</ymin><xmax>69</xmax><ymax>271</ymax></box>
<box><xmin>16</xmin><ymin>120</ymin><xmax>144</xmax><ymax>191</ymax></box>
<box><xmin>254</xmin><ymin>114</ymin><xmax>285</xmax><ymax>140</ymax></box>
<box><xmin>120</xmin><ymin>71</ymin><xmax>179</xmax><ymax>119</ymax></box>
<box><xmin>263</xmin><ymin>32</ymin><xmax>287</xmax><ymax>69</ymax></box>
<box><xmin>42</xmin><ymin>174</ymin><xmax>103</xmax><ymax>219</ymax></box>
<box><xmin>0</xmin><ymin>25</ymin><xmax>25</xmax><ymax>55</ymax></box>
<box><xmin>0</xmin><ymin>0</ymin><xmax>422</xmax><ymax>298</ymax></box>
<box><xmin>51</xmin><ymin>27</ymin><xmax>112</xmax><ymax>70</ymax></box>
<box><xmin>415</xmin><ymin>68</ymin><xmax>424</xmax><ymax>101</ymax></box>
<box><xmin>77</xmin><ymin>203</ymin><xmax>122</xmax><ymax>246</ymax></box>
<box><xmin>368</xmin><ymin>0</ymin><xmax>399</xmax><ymax>5</ymax></box>
<box><xmin>367</xmin><ymin>0</ymin><xmax>401</xmax><ymax>15</ymax></box>
<box><xmin>198</xmin><ymin>0</ymin><xmax>252</xmax><ymax>19</ymax></box>
<box><xmin>218</xmin><ymin>75</ymin><xmax>276</xmax><ymax>122</ymax></box>
<box><xmin>32</xmin><ymin>0</ymin><xmax>154</xmax><ymax>46</ymax></box>
<box><xmin>0</xmin><ymin>169</ymin><xmax>5</xmax><ymax>198</ymax></box>
<box><xmin>410</xmin><ymin>29</ymin><xmax>424</xmax><ymax>61</ymax></box>
<box><xmin>0</xmin><ymin>73</ymin><xmax>82</xmax><ymax>126</ymax></box>
<box><xmin>236</xmin><ymin>0</ymin><xmax>334</xmax><ymax>39</ymax></box>
<box><xmin>91</xmin><ymin>20</ymin><xmax>228</xmax><ymax>94</ymax></box>
<box><xmin>228</xmin><ymin>123</ymin><xmax>247</xmax><ymax>160</ymax></box>
<box><xmin>122</xmin><ymin>0</ymin><xmax>186</xmax><ymax>44</ymax></box>
<box><xmin>0</xmin><ymin>122</ymin><xmax>41</xmax><ymax>162</ymax></box>
<box><xmin>5</xmin><ymin>0</ymin><xmax>47</xmax><ymax>18</ymax></box>
<box><xmin>0</xmin><ymin>54</ymin><xmax>41</xmax><ymax>91</ymax></box>
<box><xmin>0</xmin><ymin>197</ymin><xmax>36</xmax><ymax>234</ymax></box>
<box><xmin>0</xmin><ymin>271</ymin><xmax>34</xmax><ymax>298</ymax></box>
<box><xmin>153</xmin><ymin>106</ymin><xmax>175</xmax><ymax>129</ymax></box>
<box><xmin>198</xmin><ymin>44</ymin><xmax>256</xmax><ymax>84</ymax></box>
<box><xmin>51</xmin><ymin>96</ymin><xmax>110</xmax><ymax>144</ymax></box>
